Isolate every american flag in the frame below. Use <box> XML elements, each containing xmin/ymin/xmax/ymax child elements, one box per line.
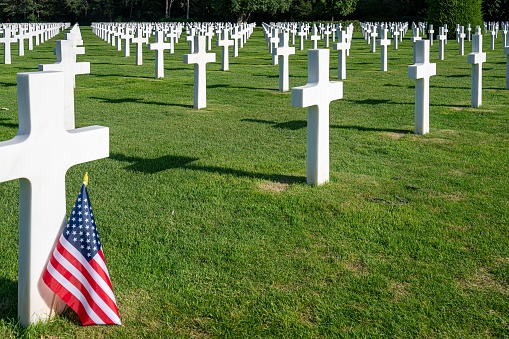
<box><xmin>42</xmin><ymin>182</ymin><xmax>121</xmax><ymax>325</ymax></box>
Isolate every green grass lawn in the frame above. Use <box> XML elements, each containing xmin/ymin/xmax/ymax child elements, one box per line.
<box><xmin>0</xmin><ymin>25</ymin><xmax>508</xmax><ymax>338</ymax></box>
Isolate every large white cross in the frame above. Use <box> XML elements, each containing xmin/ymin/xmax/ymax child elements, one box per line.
<box><xmin>428</xmin><ymin>24</ymin><xmax>434</xmax><ymax>46</ymax></box>
<box><xmin>0</xmin><ymin>71</ymin><xmax>109</xmax><ymax>326</ymax></box>
<box><xmin>310</xmin><ymin>25</ymin><xmax>320</xmax><ymax>49</ymax></box>
<box><xmin>505</xmin><ymin>45</ymin><xmax>509</xmax><ymax>90</ymax></box>
<box><xmin>121</xmin><ymin>29</ymin><xmax>134</xmax><ymax>57</ymax></box>
<box><xmin>437</xmin><ymin>27</ymin><xmax>446</xmax><ymax>60</ymax></box>
<box><xmin>0</xmin><ymin>26</ymin><xmax>13</xmax><ymax>64</ymax></box>
<box><xmin>297</xmin><ymin>26</ymin><xmax>307</xmax><ymax>51</ymax></box>
<box><xmin>274</xmin><ymin>32</ymin><xmax>295</xmax><ymax>92</ymax></box>
<box><xmin>292</xmin><ymin>49</ymin><xmax>343</xmax><ymax>185</ymax></box>
<box><xmin>458</xmin><ymin>26</ymin><xmax>466</xmax><ymax>55</ymax></box>
<box><xmin>370</xmin><ymin>26</ymin><xmax>377</xmax><ymax>52</ymax></box>
<box><xmin>408</xmin><ymin>40</ymin><xmax>436</xmax><ymax>135</ymax></box>
<box><xmin>333</xmin><ymin>30</ymin><xmax>348</xmax><ymax>79</ymax></box>
<box><xmin>378</xmin><ymin>27</ymin><xmax>390</xmax><ymax>71</ymax></box>
<box><xmin>131</xmin><ymin>28</ymin><xmax>148</xmax><ymax>66</ymax></box>
<box><xmin>467</xmin><ymin>27</ymin><xmax>486</xmax><ymax>108</ymax></box>
<box><xmin>39</xmin><ymin>39</ymin><xmax>90</xmax><ymax>130</ymax></box>
<box><xmin>183</xmin><ymin>35</ymin><xmax>216</xmax><ymax>109</ymax></box>
<box><xmin>217</xmin><ymin>29</ymin><xmax>233</xmax><ymax>71</ymax></box>
<box><xmin>148</xmin><ymin>30</ymin><xmax>172</xmax><ymax>78</ymax></box>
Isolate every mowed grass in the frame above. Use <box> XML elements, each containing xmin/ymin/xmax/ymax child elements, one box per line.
<box><xmin>0</xmin><ymin>25</ymin><xmax>508</xmax><ymax>338</ymax></box>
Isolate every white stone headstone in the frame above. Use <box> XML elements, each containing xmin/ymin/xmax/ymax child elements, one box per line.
<box><xmin>310</xmin><ymin>25</ymin><xmax>321</xmax><ymax>49</ymax></box>
<box><xmin>467</xmin><ymin>27</ymin><xmax>486</xmax><ymax>108</ymax></box>
<box><xmin>0</xmin><ymin>26</ymin><xmax>13</xmax><ymax>64</ymax></box>
<box><xmin>131</xmin><ymin>28</ymin><xmax>148</xmax><ymax>66</ymax></box>
<box><xmin>274</xmin><ymin>32</ymin><xmax>295</xmax><ymax>92</ymax></box>
<box><xmin>437</xmin><ymin>27</ymin><xmax>446</xmax><ymax>60</ymax></box>
<box><xmin>378</xmin><ymin>27</ymin><xmax>390</xmax><ymax>72</ymax></box>
<box><xmin>39</xmin><ymin>39</ymin><xmax>90</xmax><ymax>130</ymax></box>
<box><xmin>458</xmin><ymin>26</ymin><xmax>466</xmax><ymax>55</ymax></box>
<box><xmin>0</xmin><ymin>70</ymin><xmax>109</xmax><ymax>327</ymax></box>
<box><xmin>217</xmin><ymin>29</ymin><xmax>234</xmax><ymax>71</ymax></box>
<box><xmin>334</xmin><ymin>30</ymin><xmax>348</xmax><ymax>80</ymax></box>
<box><xmin>292</xmin><ymin>49</ymin><xmax>343</xmax><ymax>185</ymax></box>
<box><xmin>183</xmin><ymin>35</ymin><xmax>216</xmax><ymax>109</ymax></box>
<box><xmin>148</xmin><ymin>30</ymin><xmax>172</xmax><ymax>78</ymax></box>
<box><xmin>428</xmin><ymin>24</ymin><xmax>434</xmax><ymax>46</ymax></box>
<box><xmin>505</xmin><ymin>45</ymin><xmax>509</xmax><ymax>90</ymax></box>
<box><xmin>408</xmin><ymin>40</ymin><xmax>436</xmax><ymax>135</ymax></box>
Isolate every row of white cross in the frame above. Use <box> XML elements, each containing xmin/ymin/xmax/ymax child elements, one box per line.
<box><xmin>1</xmin><ymin>21</ymin><xmax>508</xmax><ymax>327</ymax></box>
<box><xmin>0</xmin><ymin>24</ymin><xmax>109</xmax><ymax>327</ymax></box>
<box><xmin>0</xmin><ymin>23</ymin><xmax>69</xmax><ymax>64</ymax></box>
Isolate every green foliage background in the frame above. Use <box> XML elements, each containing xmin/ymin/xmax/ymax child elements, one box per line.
<box><xmin>427</xmin><ymin>0</ymin><xmax>483</xmax><ymax>39</ymax></box>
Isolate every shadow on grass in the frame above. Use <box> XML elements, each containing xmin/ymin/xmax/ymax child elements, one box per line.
<box><xmin>0</xmin><ymin>81</ymin><xmax>16</xmax><ymax>87</ymax></box>
<box><xmin>89</xmin><ymin>96</ymin><xmax>193</xmax><ymax>108</ymax></box>
<box><xmin>0</xmin><ymin>277</ymin><xmax>17</xmax><ymax>321</ymax></box>
<box><xmin>383</xmin><ymin>83</ymin><xmax>414</xmax><ymax>89</ymax></box>
<box><xmin>241</xmin><ymin>118</ymin><xmax>307</xmax><ymax>130</ymax></box>
<box><xmin>0</xmin><ymin>118</ymin><xmax>18</xmax><ymax>129</ymax></box>
<box><xmin>208</xmin><ymin>83</ymin><xmax>275</xmax><ymax>91</ymax></box>
<box><xmin>346</xmin><ymin>99</ymin><xmax>392</xmax><ymax>105</ymax></box>
<box><xmin>110</xmin><ymin>153</ymin><xmax>304</xmax><ymax>183</ymax></box>
<box><xmin>91</xmin><ymin>73</ymin><xmax>153</xmax><ymax>80</ymax></box>
<box><xmin>330</xmin><ymin>125</ymin><xmax>412</xmax><ymax>134</ymax></box>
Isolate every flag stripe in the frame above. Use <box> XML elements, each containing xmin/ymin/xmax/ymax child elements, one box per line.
<box><xmin>59</xmin><ymin>237</ymin><xmax>118</xmax><ymax>305</ymax></box>
<box><xmin>44</xmin><ymin>261</ymin><xmax>105</xmax><ymax>325</ymax></box>
<box><xmin>51</xmin><ymin>247</ymin><xmax>121</xmax><ymax>324</ymax></box>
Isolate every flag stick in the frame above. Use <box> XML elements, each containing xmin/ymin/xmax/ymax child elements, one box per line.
<box><xmin>49</xmin><ymin>293</ymin><xmax>57</xmax><ymax>319</ymax></box>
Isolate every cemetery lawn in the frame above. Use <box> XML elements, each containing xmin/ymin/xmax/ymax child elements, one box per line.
<box><xmin>1</xmin><ymin>26</ymin><xmax>509</xmax><ymax>338</ymax></box>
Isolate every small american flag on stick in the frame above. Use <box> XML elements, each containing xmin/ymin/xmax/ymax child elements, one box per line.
<box><xmin>42</xmin><ymin>176</ymin><xmax>121</xmax><ymax>325</ymax></box>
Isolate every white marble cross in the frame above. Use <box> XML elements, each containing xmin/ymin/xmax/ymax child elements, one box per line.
<box><xmin>274</xmin><ymin>32</ymin><xmax>295</xmax><ymax>92</ymax></box>
<box><xmin>148</xmin><ymin>30</ymin><xmax>172</xmax><ymax>78</ymax></box>
<box><xmin>297</xmin><ymin>26</ymin><xmax>307</xmax><ymax>51</ymax></box>
<box><xmin>0</xmin><ymin>70</ymin><xmax>109</xmax><ymax>327</ymax></box>
<box><xmin>393</xmin><ymin>29</ymin><xmax>400</xmax><ymax>49</ymax></box>
<box><xmin>370</xmin><ymin>26</ymin><xmax>377</xmax><ymax>52</ymax></box>
<box><xmin>310</xmin><ymin>25</ymin><xmax>321</xmax><ymax>49</ymax></box>
<box><xmin>467</xmin><ymin>27</ymin><xmax>486</xmax><ymax>108</ymax></box>
<box><xmin>505</xmin><ymin>44</ymin><xmax>509</xmax><ymax>90</ymax></box>
<box><xmin>217</xmin><ymin>29</ymin><xmax>234</xmax><ymax>71</ymax></box>
<box><xmin>467</xmin><ymin>24</ymin><xmax>472</xmax><ymax>41</ymax></box>
<box><xmin>458</xmin><ymin>26</ymin><xmax>466</xmax><ymax>55</ymax></box>
<box><xmin>490</xmin><ymin>28</ymin><xmax>496</xmax><ymax>50</ymax></box>
<box><xmin>183</xmin><ymin>35</ymin><xmax>216</xmax><ymax>109</ymax></box>
<box><xmin>292</xmin><ymin>49</ymin><xmax>343</xmax><ymax>185</ymax></box>
<box><xmin>39</xmin><ymin>39</ymin><xmax>90</xmax><ymax>130</ymax></box>
<box><xmin>0</xmin><ymin>26</ymin><xmax>13</xmax><ymax>64</ymax></box>
<box><xmin>121</xmin><ymin>29</ymin><xmax>134</xmax><ymax>57</ymax></box>
<box><xmin>334</xmin><ymin>30</ymin><xmax>348</xmax><ymax>79</ymax></box>
<box><xmin>428</xmin><ymin>24</ymin><xmax>434</xmax><ymax>46</ymax></box>
<box><xmin>437</xmin><ymin>27</ymin><xmax>446</xmax><ymax>60</ymax></box>
<box><xmin>16</xmin><ymin>28</ymin><xmax>28</xmax><ymax>56</ymax></box>
<box><xmin>269</xmin><ymin>28</ymin><xmax>280</xmax><ymax>65</ymax></box>
<box><xmin>131</xmin><ymin>28</ymin><xmax>148</xmax><ymax>66</ymax></box>
<box><xmin>323</xmin><ymin>25</ymin><xmax>331</xmax><ymax>48</ymax></box>
<box><xmin>378</xmin><ymin>27</ymin><xmax>390</xmax><ymax>71</ymax></box>
<box><xmin>408</xmin><ymin>40</ymin><xmax>436</xmax><ymax>135</ymax></box>
<box><xmin>410</xmin><ymin>26</ymin><xmax>422</xmax><ymax>63</ymax></box>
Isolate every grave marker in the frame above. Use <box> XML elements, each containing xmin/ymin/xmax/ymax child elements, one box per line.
<box><xmin>274</xmin><ymin>32</ymin><xmax>295</xmax><ymax>92</ymax></box>
<box><xmin>408</xmin><ymin>40</ymin><xmax>436</xmax><ymax>135</ymax></box>
<box><xmin>0</xmin><ymin>71</ymin><xmax>109</xmax><ymax>326</ymax></box>
<box><xmin>292</xmin><ymin>49</ymin><xmax>343</xmax><ymax>185</ymax></box>
<box><xmin>217</xmin><ymin>29</ymin><xmax>234</xmax><ymax>71</ymax></box>
<box><xmin>467</xmin><ymin>27</ymin><xmax>486</xmax><ymax>107</ymax></box>
<box><xmin>39</xmin><ymin>39</ymin><xmax>90</xmax><ymax>130</ymax></box>
<box><xmin>131</xmin><ymin>28</ymin><xmax>148</xmax><ymax>66</ymax></box>
<box><xmin>505</xmin><ymin>45</ymin><xmax>509</xmax><ymax>90</ymax></box>
<box><xmin>378</xmin><ymin>27</ymin><xmax>390</xmax><ymax>71</ymax></box>
<box><xmin>0</xmin><ymin>26</ymin><xmax>13</xmax><ymax>64</ymax></box>
<box><xmin>183</xmin><ymin>35</ymin><xmax>216</xmax><ymax>109</ymax></box>
<box><xmin>334</xmin><ymin>30</ymin><xmax>348</xmax><ymax>79</ymax></box>
<box><xmin>148</xmin><ymin>30</ymin><xmax>172</xmax><ymax>78</ymax></box>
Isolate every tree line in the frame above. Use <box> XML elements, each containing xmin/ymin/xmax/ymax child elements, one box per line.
<box><xmin>0</xmin><ymin>0</ymin><xmax>507</xmax><ymax>25</ymax></box>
